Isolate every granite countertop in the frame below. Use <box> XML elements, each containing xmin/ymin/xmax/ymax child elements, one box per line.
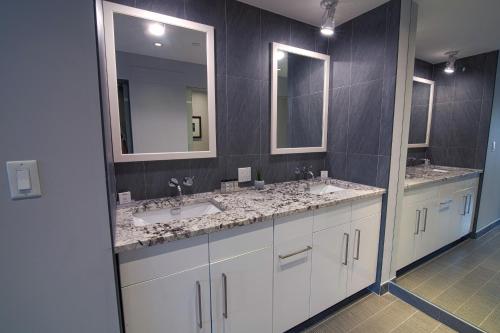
<box><xmin>405</xmin><ymin>165</ymin><xmax>482</xmax><ymax>191</ymax></box>
<box><xmin>114</xmin><ymin>178</ymin><xmax>386</xmax><ymax>253</ymax></box>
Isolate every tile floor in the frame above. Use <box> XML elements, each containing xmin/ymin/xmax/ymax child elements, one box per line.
<box><xmin>396</xmin><ymin>227</ymin><xmax>500</xmax><ymax>332</ymax></box>
<box><xmin>303</xmin><ymin>293</ymin><xmax>456</xmax><ymax>333</ymax></box>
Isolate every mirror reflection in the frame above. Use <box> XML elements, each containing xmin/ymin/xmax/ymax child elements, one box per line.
<box><xmin>392</xmin><ymin>1</ymin><xmax>500</xmax><ymax>331</ymax></box>
<box><xmin>276</xmin><ymin>51</ymin><xmax>325</xmax><ymax>148</ymax></box>
<box><xmin>271</xmin><ymin>43</ymin><xmax>329</xmax><ymax>154</ymax></box>
<box><xmin>114</xmin><ymin>13</ymin><xmax>209</xmax><ymax>154</ymax></box>
<box><xmin>408</xmin><ymin>77</ymin><xmax>433</xmax><ymax>147</ymax></box>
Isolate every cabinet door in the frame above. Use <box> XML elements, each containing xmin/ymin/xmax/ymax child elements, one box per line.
<box><xmin>435</xmin><ymin>192</ymin><xmax>455</xmax><ymax>249</ymax></box>
<box><xmin>273</xmin><ymin>233</ymin><xmax>313</xmax><ymax>333</ymax></box>
<box><xmin>121</xmin><ymin>265</ymin><xmax>210</xmax><ymax>333</ymax></box>
<box><xmin>396</xmin><ymin>200</ymin><xmax>422</xmax><ymax>270</ymax></box>
<box><xmin>310</xmin><ymin>223</ymin><xmax>350</xmax><ymax>317</ymax></box>
<box><xmin>416</xmin><ymin>199</ymin><xmax>439</xmax><ymax>259</ymax></box>
<box><xmin>348</xmin><ymin>214</ymin><xmax>380</xmax><ymax>296</ymax></box>
<box><xmin>210</xmin><ymin>247</ymin><xmax>273</xmax><ymax>333</ymax></box>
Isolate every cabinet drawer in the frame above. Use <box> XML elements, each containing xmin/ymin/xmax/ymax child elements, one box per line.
<box><xmin>119</xmin><ymin>235</ymin><xmax>209</xmax><ymax>287</ymax></box>
<box><xmin>313</xmin><ymin>203</ymin><xmax>351</xmax><ymax>232</ymax></box>
<box><xmin>274</xmin><ymin>211</ymin><xmax>313</xmax><ymax>244</ymax></box>
<box><xmin>405</xmin><ymin>186</ymin><xmax>439</xmax><ymax>204</ymax></box>
<box><xmin>352</xmin><ymin>197</ymin><xmax>382</xmax><ymax>221</ymax></box>
<box><xmin>209</xmin><ymin>220</ymin><xmax>273</xmax><ymax>262</ymax></box>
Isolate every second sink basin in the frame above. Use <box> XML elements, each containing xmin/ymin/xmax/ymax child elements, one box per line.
<box><xmin>308</xmin><ymin>183</ymin><xmax>345</xmax><ymax>195</ymax></box>
<box><xmin>133</xmin><ymin>201</ymin><xmax>222</xmax><ymax>226</ymax></box>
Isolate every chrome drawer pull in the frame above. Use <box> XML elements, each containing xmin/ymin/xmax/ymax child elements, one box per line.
<box><xmin>278</xmin><ymin>246</ymin><xmax>312</xmax><ymax>260</ymax></box>
<box><xmin>461</xmin><ymin>195</ymin><xmax>467</xmax><ymax>215</ymax></box>
<box><xmin>222</xmin><ymin>273</ymin><xmax>228</xmax><ymax>319</ymax></box>
<box><xmin>467</xmin><ymin>194</ymin><xmax>472</xmax><ymax>214</ymax></box>
<box><xmin>196</xmin><ymin>281</ymin><xmax>202</xmax><ymax>328</ymax></box>
<box><xmin>440</xmin><ymin>200</ymin><xmax>452</xmax><ymax>205</ymax></box>
<box><xmin>343</xmin><ymin>233</ymin><xmax>349</xmax><ymax>265</ymax></box>
<box><xmin>421</xmin><ymin>208</ymin><xmax>428</xmax><ymax>232</ymax></box>
<box><xmin>415</xmin><ymin>210</ymin><xmax>421</xmax><ymax>235</ymax></box>
<box><xmin>353</xmin><ymin>229</ymin><xmax>361</xmax><ymax>260</ymax></box>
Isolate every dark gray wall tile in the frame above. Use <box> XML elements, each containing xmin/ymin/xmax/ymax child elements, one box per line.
<box><xmin>190</xmin><ymin>157</ymin><xmax>225</xmax><ymax>193</ymax></box>
<box><xmin>260</xmin><ymin>154</ymin><xmax>287</xmax><ymax>183</ymax></box>
<box><xmin>379</xmin><ymin>76</ymin><xmax>396</xmax><ymax>155</ymax></box>
<box><xmin>348</xmin><ymin>80</ymin><xmax>382</xmax><ymax>154</ymax></box>
<box><xmin>454</xmin><ymin>55</ymin><xmax>485</xmax><ymax>101</ymax></box>
<box><xmin>430</xmin><ymin>103</ymin><xmax>453</xmax><ymax>147</ymax></box>
<box><xmin>145</xmin><ymin>160</ymin><xmax>189</xmax><ymax>198</ymax></box>
<box><xmin>347</xmin><ymin>153</ymin><xmax>378</xmax><ymax>186</ymax></box>
<box><xmin>351</xmin><ymin>4</ymin><xmax>386</xmax><ymax>84</ymax></box>
<box><xmin>225</xmin><ymin>155</ymin><xmax>260</xmax><ymax>182</ymax></box>
<box><xmin>226</xmin><ymin>76</ymin><xmax>260</xmax><ymax>155</ymax></box>
<box><xmin>115</xmin><ymin>162</ymin><xmax>146</xmax><ymax>200</ymax></box>
<box><xmin>414</xmin><ymin>59</ymin><xmax>433</xmax><ymax>80</ymax></box>
<box><xmin>216</xmin><ymin>74</ymin><xmax>227</xmax><ymax>155</ymax></box>
<box><xmin>450</xmin><ymin>100</ymin><xmax>481</xmax><ymax>148</ymax></box>
<box><xmin>287</xmin><ymin>153</ymin><xmax>326</xmax><ymax>180</ymax></box>
<box><xmin>376</xmin><ymin>155</ymin><xmax>391</xmax><ymax>188</ymax></box>
<box><xmin>329</xmin><ymin>21</ymin><xmax>352</xmax><ymax>89</ymax></box>
<box><xmin>326</xmin><ymin>152</ymin><xmax>347</xmax><ymax>180</ymax></box>
<box><xmin>290</xmin><ymin>20</ymin><xmax>315</xmax><ymax>50</ymax></box>
<box><xmin>328</xmin><ymin>86</ymin><xmax>349</xmax><ymax>153</ymax></box>
<box><xmin>383</xmin><ymin>0</ymin><xmax>400</xmax><ymax>79</ymax></box>
<box><xmin>483</xmin><ymin>51</ymin><xmax>499</xmax><ymax>100</ymax></box>
<box><xmin>260</xmin><ymin>80</ymin><xmax>271</xmax><ymax>154</ymax></box>
<box><xmin>226</xmin><ymin>0</ymin><xmax>261</xmax><ymax>79</ymax></box>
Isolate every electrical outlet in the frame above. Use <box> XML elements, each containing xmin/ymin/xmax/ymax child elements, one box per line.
<box><xmin>238</xmin><ymin>167</ymin><xmax>251</xmax><ymax>183</ymax></box>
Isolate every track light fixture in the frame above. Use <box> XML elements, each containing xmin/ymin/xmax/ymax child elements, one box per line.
<box><xmin>320</xmin><ymin>0</ymin><xmax>338</xmax><ymax>37</ymax></box>
<box><xmin>444</xmin><ymin>51</ymin><xmax>459</xmax><ymax>74</ymax></box>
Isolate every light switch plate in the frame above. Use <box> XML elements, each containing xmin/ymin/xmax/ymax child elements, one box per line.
<box><xmin>238</xmin><ymin>167</ymin><xmax>251</xmax><ymax>183</ymax></box>
<box><xmin>6</xmin><ymin>160</ymin><xmax>42</xmax><ymax>200</ymax></box>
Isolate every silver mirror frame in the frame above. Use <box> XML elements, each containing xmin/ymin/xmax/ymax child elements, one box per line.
<box><xmin>103</xmin><ymin>1</ymin><xmax>217</xmax><ymax>162</ymax></box>
<box><xmin>270</xmin><ymin>42</ymin><xmax>330</xmax><ymax>155</ymax></box>
<box><xmin>408</xmin><ymin>76</ymin><xmax>434</xmax><ymax>148</ymax></box>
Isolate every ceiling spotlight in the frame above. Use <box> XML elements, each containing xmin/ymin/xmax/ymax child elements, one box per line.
<box><xmin>444</xmin><ymin>51</ymin><xmax>458</xmax><ymax>74</ymax></box>
<box><xmin>154</xmin><ymin>42</ymin><xmax>163</xmax><ymax>47</ymax></box>
<box><xmin>148</xmin><ymin>22</ymin><xmax>165</xmax><ymax>36</ymax></box>
<box><xmin>320</xmin><ymin>0</ymin><xmax>338</xmax><ymax>37</ymax></box>
<box><xmin>276</xmin><ymin>50</ymin><xmax>285</xmax><ymax>61</ymax></box>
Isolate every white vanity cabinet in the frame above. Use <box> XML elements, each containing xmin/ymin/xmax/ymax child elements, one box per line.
<box><xmin>310</xmin><ymin>199</ymin><xmax>382</xmax><ymax>317</ymax></box>
<box><xmin>119</xmin><ymin>236</ymin><xmax>211</xmax><ymax>333</ymax></box>
<box><xmin>209</xmin><ymin>221</ymin><xmax>273</xmax><ymax>333</ymax></box>
<box><xmin>273</xmin><ymin>212</ymin><xmax>314</xmax><ymax>333</ymax></box>
<box><xmin>396</xmin><ymin>176</ymin><xmax>479</xmax><ymax>270</ymax></box>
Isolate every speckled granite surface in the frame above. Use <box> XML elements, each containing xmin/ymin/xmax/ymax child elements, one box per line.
<box><xmin>405</xmin><ymin>165</ymin><xmax>482</xmax><ymax>191</ymax></box>
<box><xmin>114</xmin><ymin>178</ymin><xmax>385</xmax><ymax>253</ymax></box>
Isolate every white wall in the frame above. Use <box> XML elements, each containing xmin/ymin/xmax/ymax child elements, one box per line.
<box><xmin>0</xmin><ymin>1</ymin><xmax>120</xmax><ymax>332</ymax></box>
<box><xmin>477</xmin><ymin>55</ymin><xmax>500</xmax><ymax>231</ymax></box>
<box><xmin>116</xmin><ymin>52</ymin><xmax>207</xmax><ymax>153</ymax></box>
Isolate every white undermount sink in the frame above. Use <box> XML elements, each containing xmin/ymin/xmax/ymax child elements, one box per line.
<box><xmin>133</xmin><ymin>202</ymin><xmax>222</xmax><ymax>226</ymax></box>
<box><xmin>308</xmin><ymin>183</ymin><xmax>346</xmax><ymax>195</ymax></box>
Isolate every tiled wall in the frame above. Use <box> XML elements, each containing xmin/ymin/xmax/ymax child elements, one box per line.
<box><xmin>326</xmin><ymin>0</ymin><xmax>400</xmax><ymax>188</ymax></box>
<box><xmin>113</xmin><ymin>0</ymin><xmax>400</xmax><ymax>200</ymax></box>
<box><xmin>408</xmin><ymin>52</ymin><xmax>498</xmax><ymax>169</ymax></box>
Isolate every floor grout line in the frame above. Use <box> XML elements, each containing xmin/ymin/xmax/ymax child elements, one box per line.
<box><xmin>478</xmin><ymin>301</ymin><xmax>500</xmax><ymax>328</ymax></box>
<box><xmin>386</xmin><ymin>309</ymin><xmax>420</xmax><ymax>333</ymax></box>
<box><xmin>342</xmin><ymin>296</ymin><xmax>400</xmax><ymax>332</ymax></box>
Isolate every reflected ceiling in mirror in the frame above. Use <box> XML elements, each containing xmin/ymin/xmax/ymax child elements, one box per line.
<box><xmin>103</xmin><ymin>1</ymin><xmax>216</xmax><ymax>162</ymax></box>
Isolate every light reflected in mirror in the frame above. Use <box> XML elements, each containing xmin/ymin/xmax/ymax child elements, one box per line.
<box><xmin>408</xmin><ymin>77</ymin><xmax>434</xmax><ymax>147</ymax></box>
<box><xmin>271</xmin><ymin>43</ymin><xmax>329</xmax><ymax>154</ymax></box>
<box><xmin>114</xmin><ymin>14</ymin><xmax>208</xmax><ymax>154</ymax></box>
<box><xmin>103</xmin><ymin>2</ymin><xmax>216</xmax><ymax>162</ymax></box>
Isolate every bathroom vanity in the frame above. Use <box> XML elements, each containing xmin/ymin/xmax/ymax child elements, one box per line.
<box><xmin>115</xmin><ymin>179</ymin><xmax>385</xmax><ymax>333</ymax></box>
<box><xmin>395</xmin><ymin>165</ymin><xmax>482</xmax><ymax>271</ymax></box>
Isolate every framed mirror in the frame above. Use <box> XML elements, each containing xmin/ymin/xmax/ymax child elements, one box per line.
<box><xmin>103</xmin><ymin>2</ymin><xmax>216</xmax><ymax>162</ymax></box>
<box><xmin>408</xmin><ymin>76</ymin><xmax>434</xmax><ymax>148</ymax></box>
<box><xmin>270</xmin><ymin>43</ymin><xmax>330</xmax><ymax>155</ymax></box>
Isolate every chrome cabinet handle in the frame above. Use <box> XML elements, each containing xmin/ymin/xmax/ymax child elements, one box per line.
<box><xmin>440</xmin><ymin>200</ymin><xmax>452</xmax><ymax>205</ymax></box>
<box><xmin>196</xmin><ymin>281</ymin><xmax>202</xmax><ymax>329</ymax></box>
<box><xmin>278</xmin><ymin>246</ymin><xmax>312</xmax><ymax>260</ymax></box>
<box><xmin>467</xmin><ymin>194</ymin><xmax>472</xmax><ymax>214</ymax></box>
<box><xmin>222</xmin><ymin>273</ymin><xmax>228</xmax><ymax>319</ymax></box>
<box><xmin>353</xmin><ymin>229</ymin><xmax>361</xmax><ymax>260</ymax></box>
<box><xmin>415</xmin><ymin>210</ymin><xmax>421</xmax><ymax>235</ymax></box>
<box><xmin>343</xmin><ymin>233</ymin><xmax>349</xmax><ymax>265</ymax></box>
<box><xmin>461</xmin><ymin>195</ymin><xmax>467</xmax><ymax>215</ymax></box>
<box><xmin>421</xmin><ymin>208</ymin><xmax>428</xmax><ymax>232</ymax></box>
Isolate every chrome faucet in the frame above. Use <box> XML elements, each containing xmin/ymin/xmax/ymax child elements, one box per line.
<box><xmin>303</xmin><ymin>166</ymin><xmax>314</xmax><ymax>181</ymax></box>
<box><xmin>169</xmin><ymin>176</ymin><xmax>194</xmax><ymax>214</ymax></box>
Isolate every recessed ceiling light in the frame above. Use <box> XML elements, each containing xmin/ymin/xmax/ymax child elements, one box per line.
<box><xmin>148</xmin><ymin>22</ymin><xmax>165</xmax><ymax>36</ymax></box>
<box><xmin>154</xmin><ymin>42</ymin><xmax>163</xmax><ymax>47</ymax></box>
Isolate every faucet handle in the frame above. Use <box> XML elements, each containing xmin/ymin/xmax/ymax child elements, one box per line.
<box><xmin>168</xmin><ymin>178</ymin><xmax>179</xmax><ymax>187</ymax></box>
<box><xmin>294</xmin><ymin>167</ymin><xmax>301</xmax><ymax>176</ymax></box>
<box><xmin>183</xmin><ymin>176</ymin><xmax>194</xmax><ymax>187</ymax></box>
